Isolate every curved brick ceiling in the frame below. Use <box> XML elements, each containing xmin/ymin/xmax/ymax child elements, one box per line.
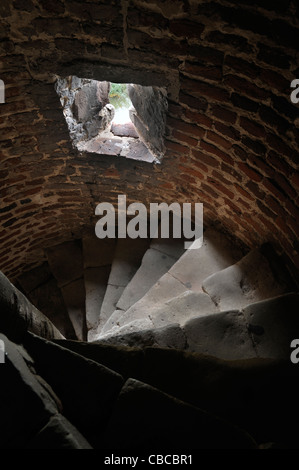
<box><xmin>0</xmin><ymin>0</ymin><xmax>298</xmax><ymax>282</ymax></box>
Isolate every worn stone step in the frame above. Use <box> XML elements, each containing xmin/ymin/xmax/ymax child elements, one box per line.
<box><xmin>100</xmin><ymin>227</ymin><xmax>242</xmax><ymax>337</ymax></box>
<box><xmin>46</xmin><ymin>240</ymin><xmax>83</xmax><ymax>288</ymax></box>
<box><xmin>184</xmin><ymin>292</ymin><xmax>299</xmax><ymax>360</ymax></box>
<box><xmin>18</xmin><ymin>263</ymin><xmax>76</xmax><ymax>339</ymax></box>
<box><xmin>84</xmin><ymin>266</ymin><xmax>111</xmax><ymax>339</ymax></box>
<box><xmin>95</xmin><ymin>293</ymin><xmax>299</xmax><ymax>362</ymax></box>
<box><xmin>202</xmin><ymin>248</ymin><xmax>291</xmax><ymax>311</ymax></box>
<box><xmin>61</xmin><ymin>279</ymin><xmax>87</xmax><ymax>341</ymax></box>
<box><xmin>0</xmin><ymin>271</ymin><xmax>64</xmax><ymax>343</ymax></box>
<box><xmin>98</xmin><ymin>238</ymin><xmax>150</xmax><ymax>333</ymax></box>
<box><xmin>51</xmin><ymin>339</ymin><xmax>299</xmax><ymax>446</ymax></box>
<box><xmin>24</xmin><ymin>414</ymin><xmax>93</xmax><ymax>449</ymax></box>
<box><xmin>23</xmin><ymin>332</ymin><xmax>124</xmax><ymax>449</ymax></box>
<box><xmin>115</xmin><ymin>237</ymin><xmax>185</xmax><ymax>312</ymax></box>
<box><xmin>82</xmin><ymin>231</ymin><xmax>116</xmax><ymax>268</ymax></box>
<box><xmin>100</xmin><ymin>290</ymin><xmax>217</xmax><ymax>337</ymax></box>
<box><xmin>101</xmin><ymin>378</ymin><xmax>256</xmax><ymax>449</ymax></box>
<box><xmin>0</xmin><ymin>333</ymin><xmax>58</xmax><ymax>448</ymax></box>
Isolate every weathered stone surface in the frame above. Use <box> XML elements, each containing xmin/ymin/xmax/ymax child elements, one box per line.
<box><xmin>25</xmin><ymin>415</ymin><xmax>92</xmax><ymax>449</ymax></box>
<box><xmin>28</xmin><ymin>277</ymin><xmax>76</xmax><ymax>339</ymax></box>
<box><xmin>83</xmin><ymin>232</ymin><xmax>116</xmax><ymax>269</ymax></box>
<box><xmin>53</xmin><ymin>338</ymin><xmax>144</xmax><ymax>380</ymax></box>
<box><xmin>56</xmin><ymin>77</ymin><xmax>113</xmax><ymax>143</ymax></box>
<box><xmin>128</xmin><ymin>84</ymin><xmax>168</xmax><ymax>160</ymax></box>
<box><xmin>141</xmin><ymin>348</ymin><xmax>299</xmax><ymax>446</ymax></box>
<box><xmin>202</xmin><ymin>248</ymin><xmax>291</xmax><ymax>311</ymax></box>
<box><xmin>184</xmin><ymin>310</ymin><xmax>256</xmax><ymax>360</ymax></box>
<box><xmin>119</xmin><ymin>138</ymin><xmax>156</xmax><ymax>162</ymax></box>
<box><xmin>102</xmin><ymin>227</ymin><xmax>243</xmax><ymax>338</ymax></box>
<box><xmin>243</xmin><ymin>293</ymin><xmax>299</xmax><ymax>359</ymax></box>
<box><xmin>101</xmin><ymin>290</ymin><xmax>217</xmax><ymax>337</ymax></box>
<box><xmin>84</xmin><ymin>266</ymin><xmax>111</xmax><ymax>334</ymax></box>
<box><xmin>99</xmin><ymin>237</ymin><xmax>149</xmax><ymax>332</ymax></box>
<box><xmin>61</xmin><ymin>279</ymin><xmax>87</xmax><ymax>341</ymax></box>
<box><xmin>46</xmin><ymin>240</ymin><xmax>83</xmax><ymax>288</ymax></box>
<box><xmin>17</xmin><ymin>262</ymin><xmax>52</xmax><ymax>294</ymax></box>
<box><xmin>23</xmin><ymin>333</ymin><xmax>124</xmax><ymax>447</ymax></box>
<box><xmin>169</xmin><ymin>227</ymin><xmax>243</xmax><ymax>293</ymax></box>
<box><xmin>116</xmin><ymin>241</ymin><xmax>185</xmax><ymax>312</ymax></box>
<box><xmin>111</xmin><ymin>121</ymin><xmax>139</xmax><ymax>138</ymax></box>
<box><xmin>0</xmin><ymin>334</ymin><xmax>58</xmax><ymax>448</ymax></box>
<box><xmin>99</xmin><ymin>322</ymin><xmax>186</xmax><ymax>350</ymax></box>
<box><xmin>0</xmin><ymin>271</ymin><xmax>64</xmax><ymax>342</ymax></box>
<box><xmin>102</xmin><ymin>378</ymin><xmax>256</xmax><ymax>449</ymax></box>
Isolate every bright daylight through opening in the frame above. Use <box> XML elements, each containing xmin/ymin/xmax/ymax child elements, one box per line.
<box><xmin>55</xmin><ymin>77</ymin><xmax>168</xmax><ymax>163</ymax></box>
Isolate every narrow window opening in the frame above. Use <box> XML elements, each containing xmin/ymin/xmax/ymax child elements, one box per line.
<box><xmin>55</xmin><ymin>76</ymin><xmax>168</xmax><ymax>164</ymax></box>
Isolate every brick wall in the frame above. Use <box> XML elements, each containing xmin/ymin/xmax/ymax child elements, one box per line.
<box><xmin>0</xmin><ymin>0</ymin><xmax>298</xmax><ymax>282</ymax></box>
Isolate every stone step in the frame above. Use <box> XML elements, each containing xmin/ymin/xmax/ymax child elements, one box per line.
<box><xmin>101</xmin><ymin>378</ymin><xmax>256</xmax><ymax>449</ymax></box>
<box><xmin>46</xmin><ymin>240</ymin><xmax>84</xmax><ymax>288</ymax></box>
<box><xmin>18</xmin><ymin>263</ymin><xmax>76</xmax><ymax>339</ymax></box>
<box><xmin>61</xmin><ymin>279</ymin><xmax>87</xmax><ymax>341</ymax></box>
<box><xmin>95</xmin><ymin>293</ymin><xmax>299</xmax><ymax>362</ymax></box>
<box><xmin>98</xmin><ymin>238</ymin><xmax>150</xmax><ymax>333</ymax></box>
<box><xmin>82</xmin><ymin>231</ymin><xmax>116</xmax><ymax>269</ymax></box>
<box><xmin>84</xmin><ymin>266</ymin><xmax>111</xmax><ymax>339</ymax></box>
<box><xmin>99</xmin><ymin>227</ymin><xmax>242</xmax><ymax>337</ymax></box>
<box><xmin>202</xmin><ymin>247</ymin><xmax>292</xmax><ymax>311</ymax></box>
<box><xmin>115</xmin><ymin>237</ymin><xmax>185</xmax><ymax>313</ymax></box>
<box><xmin>23</xmin><ymin>332</ymin><xmax>124</xmax><ymax>449</ymax></box>
<box><xmin>53</xmin><ymin>337</ymin><xmax>299</xmax><ymax>447</ymax></box>
<box><xmin>82</xmin><ymin>232</ymin><xmax>117</xmax><ymax>341</ymax></box>
<box><xmin>100</xmin><ymin>290</ymin><xmax>217</xmax><ymax>337</ymax></box>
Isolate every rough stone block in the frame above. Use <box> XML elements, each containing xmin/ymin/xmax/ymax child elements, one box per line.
<box><xmin>46</xmin><ymin>240</ymin><xmax>83</xmax><ymax>288</ymax></box>
<box><xmin>102</xmin><ymin>378</ymin><xmax>256</xmax><ymax>449</ymax></box>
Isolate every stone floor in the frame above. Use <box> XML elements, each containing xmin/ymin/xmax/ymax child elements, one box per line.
<box><xmin>77</xmin><ymin>122</ymin><xmax>156</xmax><ymax>163</ymax></box>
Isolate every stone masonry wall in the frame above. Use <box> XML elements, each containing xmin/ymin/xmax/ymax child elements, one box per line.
<box><xmin>0</xmin><ymin>0</ymin><xmax>298</xmax><ymax>282</ymax></box>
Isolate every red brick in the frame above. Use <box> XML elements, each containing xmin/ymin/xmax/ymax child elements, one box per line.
<box><xmin>169</xmin><ymin>20</ymin><xmax>205</xmax><ymax>40</ymax></box>
<box><xmin>201</xmin><ymin>140</ymin><xmax>233</xmax><ymax>165</ymax></box>
<box><xmin>181</xmin><ymin>77</ymin><xmax>229</xmax><ymax>102</ymax></box>
<box><xmin>165</xmin><ymin>140</ymin><xmax>189</xmax><ymax>155</ymax></box>
<box><xmin>265</xmin><ymin>195</ymin><xmax>286</xmax><ymax>218</ymax></box>
<box><xmin>206</xmin><ymin>131</ymin><xmax>232</xmax><ymax>150</ymax></box>
<box><xmin>210</xmin><ymin>105</ymin><xmax>237</xmax><ymax>124</ymax></box>
<box><xmin>172</xmin><ymin>130</ymin><xmax>199</xmax><ymax>148</ymax></box>
<box><xmin>183</xmin><ymin>62</ymin><xmax>222</xmax><ymax>81</ymax></box>
<box><xmin>178</xmin><ymin>165</ymin><xmax>204</xmax><ymax>180</ymax></box>
<box><xmin>224</xmin><ymin>56</ymin><xmax>259</xmax><ymax>79</ymax></box>
<box><xmin>211</xmin><ymin>170</ymin><xmax>233</xmax><ymax>187</ymax></box>
<box><xmin>207</xmin><ymin>178</ymin><xmax>235</xmax><ymax>199</ymax></box>
<box><xmin>259</xmin><ymin>69</ymin><xmax>289</xmax><ymax>93</ymax></box>
<box><xmin>239</xmin><ymin>117</ymin><xmax>266</xmax><ymax>139</ymax></box>
<box><xmin>246</xmin><ymin>181</ymin><xmax>266</xmax><ymax>200</ymax></box>
<box><xmin>224</xmin><ymin>74</ymin><xmax>269</xmax><ymax>101</ymax></box>
<box><xmin>291</xmin><ymin>172</ymin><xmax>299</xmax><ymax>190</ymax></box>
<box><xmin>192</xmin><ymin>150</ymin><xmax>220</xmax><ymax>169</ymax></box>
<box><xmin>167</xmin><ymin>117</ymin><xmax>205</xmax><ymax>138</ymax></box>
<box><xmin>213</xmin><ymin>122</ymin><xmax>240</xmax><ymax>141</ymax></box>
<box><xmin>179</xmin><ymin>92</ymin><xmax>208</xmax><ymax>112</ymax></box>
<box><xmin>266</xmin><ymin>134</ymin><xmax>295</xmax><ymax>162</ymax></box>
<box><xmin>184</xmin><ymin>109</ymin><xmax>213</xmax><ymax>128</ymax></box>
<box><xmin>237</xmin><ymin>162</ymin><xmax>263</xmax><ymax>182</ymax></box>
<box><xmin>221</xmin><ymin>163</ymin><xmax>243</xmax><ymax>182</ymax></box>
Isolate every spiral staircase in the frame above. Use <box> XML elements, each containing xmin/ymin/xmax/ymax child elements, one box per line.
<box><xmin>1</xmin><ymin>226</ymin><xmax>299</xmax><ymax>449</ymax></box>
